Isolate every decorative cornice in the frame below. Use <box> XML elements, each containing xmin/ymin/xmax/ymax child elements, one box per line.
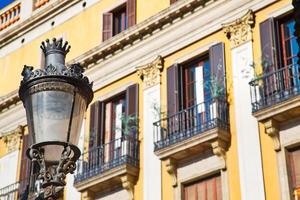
<box><xmin>0</xmin><ymin>91</ymin><xmax>20</xmax><ymax>113</ymax></box>
<box><xmin>0</xmin><ymin>125</ymin><xmax>23</xmax><ymax>153</ymax></box>
<box><xmin>69</xmin><ymin>0</ymin><xmax>212</xmax><ymax>68</ymax></box>
<box><xmin>136</xmin><ymin>56</ymin><xmax>164</xmax><ymax>89</ymax></box>
<box><xmin>222</xmin><ymin>10</ymin><xmax>255</xmax><ymax>48</ymax></box>
<box><xmin>264</xmin><ymin>119</ymin><xmax>280</xmax><ymax>151</ymax></box>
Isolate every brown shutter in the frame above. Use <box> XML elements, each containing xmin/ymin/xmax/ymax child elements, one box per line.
<box><xmin>170</xmin><ymin>0</ymin><xmax>177</xmax><ymax>4</ymax></box>
<box><xmin>260</xmin><ymin>18</ymin><xmax>279</xmax><ymax>95</ymax></box>
<box><xmin>288</xmin><ymin>148</ymin><xmax>300</xmax><ymax>189</ymax></box>
<box><xmin>102</xmin><ymin>13</ymin><xmax>113</xmax><ymax>41</ymax></box>
<box><xmin>18</xmin><ymin>134</ymin><xmax>31</xmax><ymax>197</ymax></box>
<box><xmin>260</xmin><ymin>18</ymin><xmax>278</xmax><ymax>72</ymax></box>
<box><xmin>127</xmin><ymin>0</ymin><xmax>136</xmax><ymax>28</ymax></box>
<box><xmin>89</xmin><ymin>101</ymin><xmax>104</xmax><ymax>148</ymax></box>
<box><xmin>126</xmin><ymin>84</ymin><xmax>139</xmax><ymax>136</ymax></box>
<box><xmin>209</xmin><ymin>42</ymin><xmax>226</xmax><ymax>96</ymax></box>
<box><xmin>167</xmin><ymin>64</ymin><xmax>180</xmax><ymax>116</ymax></box>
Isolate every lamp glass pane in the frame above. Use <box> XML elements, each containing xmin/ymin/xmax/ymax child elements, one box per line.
<box><xmin>69</xmin><ymin>93</ymin><xmax>87</xmax><ymax>146</ymax></box>
<box><xmin>29</xmin><ymin>89</ymin><xmax>74</xmax><ymax>143</ymax></box>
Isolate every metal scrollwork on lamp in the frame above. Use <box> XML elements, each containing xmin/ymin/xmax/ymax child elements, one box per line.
<box><xmin>19</xmin><ymin>38</ymin><xmax>93</xmax><ymax>199</ymax></box>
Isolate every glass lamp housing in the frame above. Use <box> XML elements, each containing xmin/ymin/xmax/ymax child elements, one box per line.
<box><xmin>19</xmin><ymin>38</ymin><xmax>93</xmax><ymax>163</ymax></box>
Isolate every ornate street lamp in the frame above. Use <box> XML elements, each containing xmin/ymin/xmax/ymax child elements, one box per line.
<box><xmin>19</xmin><ymin>38</ymin><xmax>93</xmax><ymax>199</ymax></box>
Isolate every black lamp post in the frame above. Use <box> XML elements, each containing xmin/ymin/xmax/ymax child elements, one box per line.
<box><xmin>19</xmin><ymin>38</ymin><xmax>93</xmax><ymax>199</ymax></box>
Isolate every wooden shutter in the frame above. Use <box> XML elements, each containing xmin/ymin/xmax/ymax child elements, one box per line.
<box><xmin>260</xmin><ymin>18</ymin><xmax>278</xmax><ymax>72</ymax></box>
<box><xmin>102</xmin><ymin>13</ymin><xmax>113</xmax><ymax>41</ymax></box>
<box><xmin>209</xmin><ymin>42</ymin><xmax>226</xmax><ymax>97</ymax></box>
<box><xmin>184</xmin><ymin>175</ymin><xmax>222</xmax><ymax>200</ymax></box>
<box><xmin>260</xmin><ymin>18</ymin><xmax>279</xmax><ymax>95</ymax></box>
<box><xmin>288</xmin><ymin>148</ymin><xmax>300</xmax><ymax>189</ymax></box>
<box><xmin>127</xmin><ymin>0</ymin><xmax>136</xmax><ymax>28</ymax></box>
<box><xmin>89</xmin><ymin>101</ymin><xmax>104</xmax><ymax>148</ymax></box>
<box><xmin>126</xmin><ymin>84</ymin><xmax>139</xmax><ymax>136</ymax></box>
<box><xmin>167</xmin><ymin>64</ymin><xmax>180</xmax><ymax>116</ymax></box>
<box><xmin>18</xmin><ymin>134</ymin><xmax>31</xmax><ymax>198</ymax></box>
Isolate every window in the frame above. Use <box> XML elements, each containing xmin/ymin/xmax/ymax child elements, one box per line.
<box><xmin>102</xmin><ymin>0</ymin><xmax>136</xmax><ymax>41</ymax></box>
<box><xmin>279</xmin><ymin>17</ymin><xmax>299</xmax><ymax>67</ymax></box>
<box><xmin>167</xmin><ymin>43</ymin><xmax>226</xmax><ymax>116</ymax></box>
<box><xmin>183</xmin><ymin>56</ymin><xmax>210</xmax><ymax>109</ymax></box>
<box><xmin>288</xmin><ymin>147</ymin><xmax>300</xmax><ymax>198</ymax></box>
<box><xmin>183</xmin><ymin>174</ymin><xmax>222</xmax><ymax>200</ymax></box>
<box><xmin>88</xmin><ymin>84</ymin><xmax>138</xmax><ymax>155</ymax></box>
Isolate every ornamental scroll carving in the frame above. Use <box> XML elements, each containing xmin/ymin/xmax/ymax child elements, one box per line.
<box><xmin>223</xmin><ymin>10</ymin><xmax>255</xmax><ymax>48</ymax></box>
<box><xmin>137</xmin><ymin>56</ymin><xmax>164</xmax><ymax>90</ymax></box>
<box><xmin>1</xmin><ymin>126</ymin><xmax>23</xmax><ymax>153</ymax></box>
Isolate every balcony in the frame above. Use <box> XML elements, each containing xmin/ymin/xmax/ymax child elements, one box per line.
<box><xmin>249</xmin><ymin>64</ymin><xmax>300</xmax><ymax>122</ymax></box>
<box><xmin>0</xmin><ymin>3</ymin><xmax>21</xmax><ymax>31</ymax></box>
<box><xmin>0</xmin><ymin>175</ymin><xmax>40</xmax><ymax>200</ymax></box>
<box><xmin>74</xmin><ymin>135</ymin><xmax>139</xmax><ymax>195</ymax></box>
<box><xmin>33</xmin><ymin>0</ymin><xmax>50</xmax><ymax>10</ymax></box>
<box><xmin>153</xmin><ymin>98</ymin><xmax>230</xmax><ymax>160</ymax></box>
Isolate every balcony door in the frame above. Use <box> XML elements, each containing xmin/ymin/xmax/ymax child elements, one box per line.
<box><xmin>183</xmin><ymin>57</ymin><xmax>211</xmax><ymax>130</ymax></box>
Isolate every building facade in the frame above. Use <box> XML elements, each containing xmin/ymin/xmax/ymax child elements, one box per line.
<box><xmin>0</xmin><ymin>0</ymin><xmax>299</xmax><ymax>199</ymax></box>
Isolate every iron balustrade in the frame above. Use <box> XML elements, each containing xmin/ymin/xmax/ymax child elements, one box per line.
<box><xmin>0</xmin><ymin>182</ymin><xmax>19</xmax><ymax>200</ymax></box>
<box><xmin>0</xmin><ymin>175</ymin><xmax>40</xmax><ymax>200</ymax></box>
<box><xmin>153</xmin><ymin>98</ymin><xmax>229</xmax><ymax>151</ymax></box>
<box><xmin>249</xmin><ymin>64</ymin><xmax>300</xmax><ymax>112</ymax></box>
<box><xmin>74</xmin><ymin>135</ymin><xmax>139</xmax><ymax>183</ymax></box>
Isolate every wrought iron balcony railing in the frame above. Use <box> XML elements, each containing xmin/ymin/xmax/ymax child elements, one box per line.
<box><xmin>74</xmin><ymin>135</ymin><xmax>139</xmax><ymax>184</ymax></box>
<box><xmin>0</xmin><ymin>174</ymin><xmax>40</xmax><ymax>200</ymax></box>
<box><xmin>153</xmin><ymin>98</ymin><xmax>229</xmax><ymax>151</ymax></box>
<box><xmin>0</xmin><ymin>182</ymin><xmax>19</xmax><ymax>199</ymax></box>
<box><xmin>249</xmin><ymin>64</ymin><xmax>300</xmax><ymax>112</ymax></box>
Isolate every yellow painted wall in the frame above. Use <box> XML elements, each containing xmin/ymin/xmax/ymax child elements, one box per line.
<box><xmin>0</xmin><ymin>0</ymin><xmax>171</xmax><ymax>96</ymax></box>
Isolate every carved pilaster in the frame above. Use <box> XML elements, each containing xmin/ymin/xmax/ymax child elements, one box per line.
<box><xmin>1</xmin><ymin>125</ymin><xmax>23</xmax><ymax>153</ymax></box>
<box><xmin>137</xmin><ymin>56</ymin><xmax>164</xmax><ymax>90</ymax></box>
<box><xmin>211</xmin><ymin>138</ymin><xmax>228</xmax><ymax>169</ymax></box>
<box><xmin>264</xmin><ymin>119</ymin><xmax>280</xmax><ymax>151</ymax></box>
<box><xmin>223</xmin><ymin>10</ymin><xmax>255</xmax><ymax>48</ymax></box>
<box><xmin>165</xmin><ymin>158</ymin><xmax>177</xmax><ymax>187</ymax></box>
<box><xmin>81</xmin><ymin>190</ymin><xmax>94</xmax><ymax>200</ymax></box>
<box><xmin>121</xmin><ymin>174</ymin><xmax>136</xmax><ymax>200</ymax></box>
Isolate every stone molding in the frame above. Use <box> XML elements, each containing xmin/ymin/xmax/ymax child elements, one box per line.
<box><xmin>136</xmin><ymin>56</ymin><xmax>163</xmax><ymax>90</ymax></box>
<box><xmin>264</xmin><ymin>119</ymin><xmax>280</xmax><ymax>151</ymax></box>
<box><xmin>223</xmin><ymin>10</ymin><xmax>255</xmax><ymax>48</ymax></box>
<box><xmin>0</xmin><ymin>125</ymin><xmax>23</xmax><ymax>153</ymax></box>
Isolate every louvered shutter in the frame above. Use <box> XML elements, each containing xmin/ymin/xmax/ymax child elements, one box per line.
<box><xmin>89</xmin><ymin>101</ymin><xmax>104</xmax><ymax>148</ymax></box>
<box><xmin>288</xmin><ymin>148</ymin><xmax>300</xmax><ymax>189</ymax></box>
<box><xmin>18</xmin><ymin>134</ymin><xmax>31</xmax><ymax>198</ymax></box>
<box><xmin>102</xmin><ymin>13</ymin><xmax>113</xmax><ymax>41</ymax></box>
<box><xmin>209</xmin><ymin>42</ymin><xmax>226</xmax><ymax>97</ymax></box>
<box><xmin>260</xmin><ymin>18</ymin><xmax>279</xmax><ymax>95</ymax></box>
<box><xmin>126</xmin><ymin>84</ymin><xmax>139</xmax><ymax>137</ymax></box>
<box><xmin>260</xmin><ymin>18</ymin><xmax>278</xmax><ymax>72</ymax></box>
<box><xmin>127</xmin><ymin>0</ymin><xmax>136</xmax><ymax>28</ymax></box>
<box><xmin>167</xmin><ymin>64</ymin><xmax>180</xmax><ymax>116</ymax></box>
